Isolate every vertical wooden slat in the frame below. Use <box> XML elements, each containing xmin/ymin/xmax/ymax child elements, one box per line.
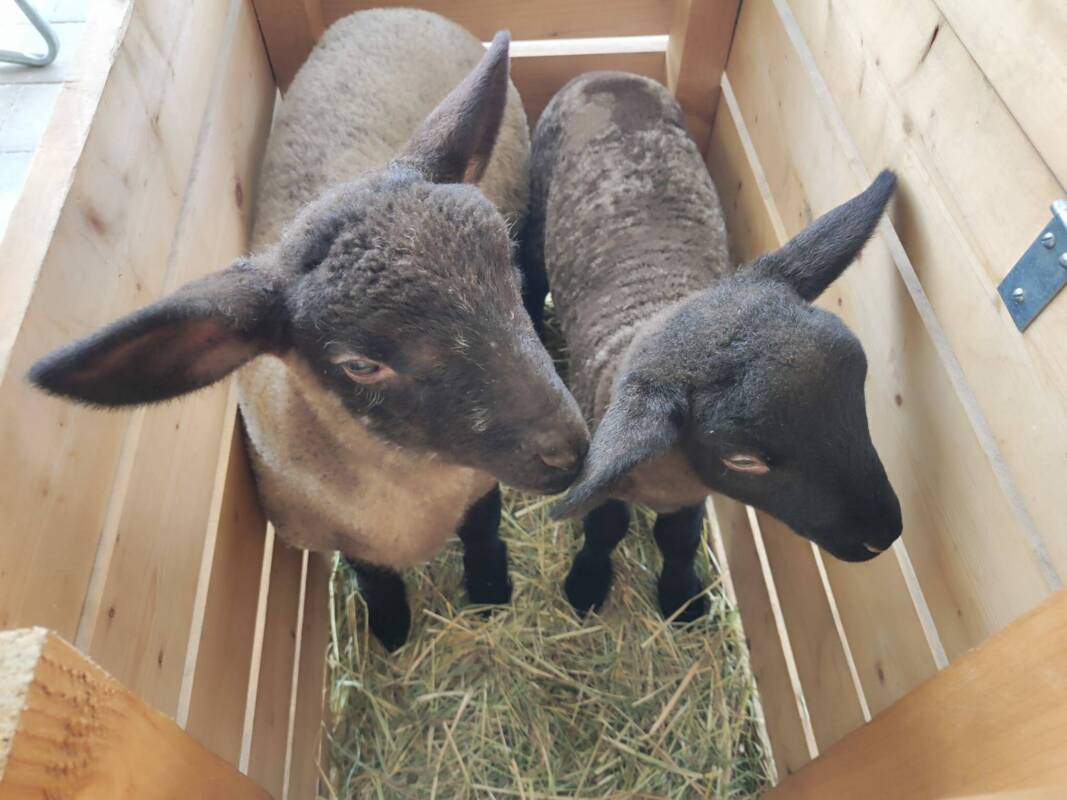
<box><xmin>250</xmin><ymin>0</ymin><xmax>325</xmax><ymax>92</ymax></box>
<box><xmin>767</xmin><ymin>590</ymin><xmax>1067</xmax><ymax>800</ymax></box>
<box><xmin>183</xmin><ymin>425</ymin><xmax>270</xmax><ymax>765</ymax></box>
<box><xmin>247</xmin><ymin>537</ymin><xmax>304</xmax><ymax>797</ymax></box>
<box><xmin>757</xmin><ymin>516</ymin><xmax>867</xmax><ymax>747</ymax></box>
<box><xmin>287</xmin><ymin>553</ymin><xmax>332</xmax><ymax>800</ymax></box>
<box><xmin>0</xmin><ymin>628</ymin><xmax>272</xmax><ymax>799</ymax></box>
<box><xmin>666</xmin><ymin>0</ymin><xmax>740</xmax><ymax>151</ymax></box>
<box><xmin>708</xmin><ymin>495</ymin><xmax>815</xmax><ymax>779</ymax></box>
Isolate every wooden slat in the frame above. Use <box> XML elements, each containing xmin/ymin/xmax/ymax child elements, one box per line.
<box><xmin>728</xmin><ymin>0</ymin><xmax>1044</xmax><ymax>701</ymax></box>
<box><xmin>757</xmin><ymin>516</ymin><xmax>867</xmax><ymax>748</ymax></box>
<box><xmin>183</xmin><ymin>425</ymin><xmax>270</xmax><ymax>765</ymax></box>
<box><xmin>0</xmin><ymin>628</ymin><xmax>271</xmax><ymax>799</ymax></box>
<box><xmin>322</xmin><ymin>0</ymin><xmax>674</xmax><ymax>40</ymax></box>
<box><xmin>249</xmin><ymin>0</ymin><xmax>324</xmax><ymax>92</ymax></box>
<box><xmin>767</xmin><ymin>589</ymin><xmax>1067</xmax><ymax>799</ymax></box>
<box><xmin>666</xmin><ymin>0</ymin><xmax>740</xmax><ymax>152</ymax></box>
<box><xmin>287</xmin><ymin>553</ymin><xmax>332</xmax><ymax>800</ymax></box>
<box><xmin>706</xmin><ymin>84</ymin><xmax>870</xmax><ymax>746</ymax></box>
<box><xmin>81</xmin><ymin>0</ymin><xmax>275</xmax><ymax>716</ymax></box>
<box><xmin>247</xmin><ymin>537</ymin><xmax>304</xmax><ymax>798</ymax></box>
<box><xmin>783</xmin><ymin>0</ymin><xmax>1067</xmax><ymax>628</ymax></box>
<box><xmin>0</xmin><ymin>0</ymin><xmax>230</xmax><ymax>639</ymax></box>
<box><xmin>0</xmin><ymin>2</ymin><xmax>129</xmax><ymax>377</ymax></box>
<box><xmin>511</xmin><ymin>50</ymin><xmax>667</xmax><ymax>128</ymax></box>
<box><xmin>934</xmin><ymin>0</ymin><xmax>1067</xmax><ymax>189</ymax></box>
<box><xmin>707</xmin><ymin>495</ymin><xmax>814</xmax><ymax>779</ymax></box>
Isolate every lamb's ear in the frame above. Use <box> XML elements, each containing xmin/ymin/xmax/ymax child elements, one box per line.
<box><xmin>394</xmin><ymin>30</ymin><xmax>511</xmax><ymax>184</ymax></box>
<box><xmin>750</xmin><ymin>170</ymin><xmax>897</xmax><ymax>301</ymax></box>
<box><xmin>551</xmin><ymin>379</ymin><xmax>686</xmax><ymax>520</ymax></box>
<box><xmin>28</xmin><ymin>260</ymin><xmax>287</xmax><ymax>406</ymax></box>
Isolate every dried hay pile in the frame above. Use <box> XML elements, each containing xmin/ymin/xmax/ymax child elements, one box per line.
<box><xmin>320</xmin><ymin>311</ymin><xmax>771</xmax><ymax>799</ymax></box>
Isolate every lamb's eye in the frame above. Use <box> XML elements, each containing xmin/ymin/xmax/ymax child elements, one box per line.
<box><xmin>722</xmin><ymin>454</ymin><xmax>769</xmax><ymax>475</ymax></box>
<box><xmin>338</xmin><ymin>358</ymin><xmax>391</xmax><ymax>384</ymax></box>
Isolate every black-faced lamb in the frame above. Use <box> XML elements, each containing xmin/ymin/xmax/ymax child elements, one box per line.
<box><xmin>28</xmin><ymin>11</ymin><xmax>589</xmax><ymax>651</ymax></box>
<box><xmin>522</xmin><ymin>72</ymin><xmax>902</xmax><ymax>621</ymax></box>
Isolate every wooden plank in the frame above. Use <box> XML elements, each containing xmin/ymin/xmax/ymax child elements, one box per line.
<box><xmin>0</xmin><ymin>0</ymin><xmax>231</xmax><ymax>639</ymax></box>
<box><xmin>707</xmin><ymin>495</ymin><xmax>814</xmax><ymax>779</ymax></box>
<box><xmin>706</xmin><ymin>86</ymin><xmax>871</xmax><ymax>746</ymax></box>
<box><xmin>249</xmin><ymin>0</ymin><xmax>323</xmax><ymax>92</ymax></box>
<box><xmin>83</xmin><ymin>0</ymin><xmax>276</xmax><ymax>716</ymax></box>
<box><xmin>666</xmin><ymin>0</ymin><xmax>740</xmax><ymax>152</ymax></box>
<box><xmin>247</xmin><ymin>537</ymin><xmax>304</xmax><ymax>798</ymax></box>
<box><xmin>728</xmin><ymin>0</ymin><xmax>1041</xmax><ymax>701</ymax></box>
<box><xmin>183</xmin><ymin>425</ymin><xmax>270</xmax><ymax>766</ymax></box>
<box><xmin>756</xmin><ymin>515</ymin><xmax>867</xmax><ymax>748</ymax></box>
<box><xmin>784</xmin><ymin>0</ymin><xmax>1067</xmax><ymax>624</ymax></box>
<box><xmin>0</xmin><ymin>1</ymin><xmax>129</xmax><ymax>376</ymax></box>
<box><xmin>0</xmin><ymin>628</ymin><xmax>271</xmax><ymax>799</ymax></box>
<box><xmin>767</xmin><ymin>589</ymin><xmax>1067</xmax><ymax>799</ymax></box>
<box><xmin>934</xmin><ymin>0</ymin><xmax>1067</xmax><ymax>189</ymax></box>
<box><xmin>511</xmin><ymin>50</ymin><xmax>667</xmax><ymax>128</ymax></box>
<box><xmin>321</xmin><ymin>0</ymin><xmax>674</xmax><ymax>40</ymax></box>
<box><xmin>287</xmin><ymin>553</ymin><xmax>332</xmax><ymax>800</ymax></box>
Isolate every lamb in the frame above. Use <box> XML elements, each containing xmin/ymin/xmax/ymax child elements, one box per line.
<box><xmin>28</xmin><ymin>10</ymin><xmax>589</xmax><ymax>651</ymax></box>
<box><xmin>521</xmin><ymin>72</ymin><xmax>902</xmax><ymax>621</ymax></box>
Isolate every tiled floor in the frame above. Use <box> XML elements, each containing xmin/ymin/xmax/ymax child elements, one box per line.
<box><xmin>0</xmin><ymin>0</ymin><xmax>89</xmax><ymax>241</ymax></box>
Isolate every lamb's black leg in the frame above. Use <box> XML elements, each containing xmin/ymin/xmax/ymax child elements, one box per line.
<box><xmin>456</xmin><ymin>484</ymin><xmax>512</xmax><ymax>606</ymax></box>
<box><xmin>564</xmin><ymin>499</ymin><xmax>631</xmax><ymax>615</ymax></box>
<box><xmin>346</xmin><ymin>558</ymin><xmax>410</xmax><ymax>652</ymax></box>
<box><xmin>653</xmin><ymin>504</ymin><xmax>708</xmax><ymax>623</ymax></box>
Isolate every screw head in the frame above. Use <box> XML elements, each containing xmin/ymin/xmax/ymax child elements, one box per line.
<box><xmin>1060</xmin><ymin>253</ymin><xmax>1067</xmax><ymax>268</ymax></box>
<box><xmin>1041</xmin><ymin>232</ymin><xmax>1056</xmax><ymax>249</ymax></box>
<box><xmin>1012</xmin><ymin>287</ymin><xmax>1026</xmax><ymax>303</ymax></box>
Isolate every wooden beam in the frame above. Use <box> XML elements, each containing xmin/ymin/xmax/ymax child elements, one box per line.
<box><xmin>250</xmin><ymin>0</ymin><xmax>323</xmax><ymax>91</ymax></box>
<box><xmin>0</xmin><ymin>628</ymin><xmax>271</xmax><ymax>799</ymax></box>
<box><xmin>321</xmin><ymin>0</ymin><xmax>674</xmax><ymax>40</ymax></box>
<box><xmin>666</xmin><ymin>0</ymin><xmax>740</xmax><ymax>152</ymax></box>
<box><xmin>767</xmin><ymin>589</ymin><xmax>1067</xmax><ymax>799</ymax></box>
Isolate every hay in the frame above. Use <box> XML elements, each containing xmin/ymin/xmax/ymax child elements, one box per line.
<box><xmin>321</xmin><ymin>308</ymin><xmax>771</xmax><ymax>799</ymax></box>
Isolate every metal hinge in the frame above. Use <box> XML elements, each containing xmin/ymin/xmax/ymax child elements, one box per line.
<box><xmin>998</xmin><ymin>199</ymin><xmax>1067</xmax><ymax>331</ymax></box>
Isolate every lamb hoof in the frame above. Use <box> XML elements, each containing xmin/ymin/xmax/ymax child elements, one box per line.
<box><xmin>368</xmin><ymin>605</ymin><xmax>411</xmax><ymax>653</ymax></box>
<box><xmin>658</xmin><ymin>571</ymin><xmax>707</xmax><ymax>624</ymax></box>
<box><xmin>565</xmin><ymin>552</ymin><xmax>613</xmax><ymax>616</ymax></box>
<box><xmin>467</xmin><ymin>576</ymin><xmax>513</xmax><ymax>608</ymax></box>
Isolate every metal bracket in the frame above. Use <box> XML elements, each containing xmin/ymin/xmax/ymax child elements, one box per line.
<box><xmin>998</xmin><ymin>200</ymin><xmax>1067</xmax><ymax>331</ymax></box>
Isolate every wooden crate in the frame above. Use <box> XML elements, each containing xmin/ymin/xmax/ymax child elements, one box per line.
<box><xmin>1</xmin><ymin>0</ymin><xmax>1065</xmax><ymax>797</ymax></box>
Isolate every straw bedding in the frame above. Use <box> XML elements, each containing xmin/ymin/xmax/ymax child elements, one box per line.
<box><xmin>320</xmin><ymin>311</ymin><xmax>772</xmax><ymax>799</ymax></box>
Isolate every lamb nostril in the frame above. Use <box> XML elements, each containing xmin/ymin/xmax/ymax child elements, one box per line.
<box><xmin>539</xmin><ymin>450</ymin><xmax>579</xmax><ymax>471</ymax></box>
